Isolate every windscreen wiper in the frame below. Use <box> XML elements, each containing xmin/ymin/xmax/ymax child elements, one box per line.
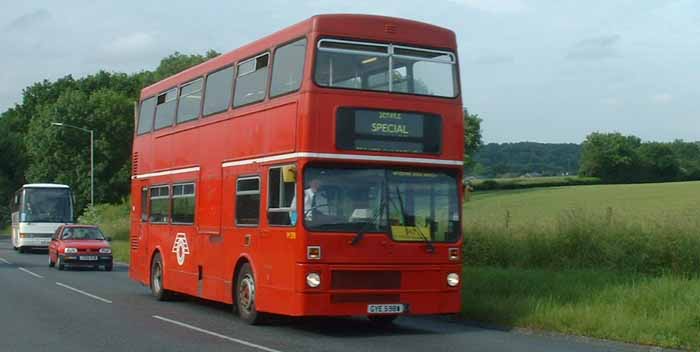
<box><xmin>351</xmin><ymin>182</ymin><xmax>386</xmax><ymax>246</ymax></box>
<box><xmin>392</xmin><ymin>186</ymin><xmax>435</xmax><ymax>253</ymax></box>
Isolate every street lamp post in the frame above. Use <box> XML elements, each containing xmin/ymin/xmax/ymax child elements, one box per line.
<box><xmin>51</xmin><ymin>122</ymin><xmax>94</xmax><ymax>207</ymax></box>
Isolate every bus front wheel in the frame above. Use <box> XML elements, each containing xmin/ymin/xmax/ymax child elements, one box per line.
<box><xmin>236</xmin><ymin>263</ymin><xmax>265</xmax><ymax>325</ymax></box>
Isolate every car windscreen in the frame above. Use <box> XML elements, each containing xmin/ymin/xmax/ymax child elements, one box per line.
<box><xmin>61</xmin><ymin>227</ymin><xmax>105</xmax><ymax>240</ymax></box>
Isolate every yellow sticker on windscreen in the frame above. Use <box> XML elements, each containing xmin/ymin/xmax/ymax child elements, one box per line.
<box><xmin>391</xmin><ymin>226</ymin><xmax>431</xmax><ymax>241</ymax></box>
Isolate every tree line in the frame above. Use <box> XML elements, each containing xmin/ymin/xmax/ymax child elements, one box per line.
<box><xmin>579</xmin><ymin>132</ymin><xmax>700</xmax><ymax>183</ymax></box>
<box><xmin>469</xmin><ymin>142</ymin><xmax>582</xmax><ymax>177</ymax></box>
<box><xmin>0</xmin><ymin>51</ymin><xmax>219</xmax><ymax>227</ymax></box>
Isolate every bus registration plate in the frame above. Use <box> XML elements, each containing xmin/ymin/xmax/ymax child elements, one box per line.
<box><xmin>367</xmin><ymin>304</ymin><xmax>404</xmax><ymax>314</ymax></box>
<box><xmin>79</xmin><ymin>256</ymin><xmax>98</xmax><ymax>261</ymax></box>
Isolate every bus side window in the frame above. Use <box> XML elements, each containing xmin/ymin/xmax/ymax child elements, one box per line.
<box><xmin>150</xmin><ymin>185</ymin><xmax>170</xmax><ymax>224</ymax></box>
<box><xmin>236</xmin><ymin>177</ymin><xmax>260</xmax><ymax>226</ymax></box>
<box><xmin>270</xmin><ymin>38</ymin><xmax>307</xmax><ymax>97</ymax></box>
<box><xmin>268</xmin><ymin>166</ymin><xmax>295</xmax><ymax>226</ymax></box>
<box><xmin>140</xmin><ymin>187</ymin><xmax>149</xmax><ymax>222</ymax></box>
<box><xmin>154</xmin><ymin>88</ymin><xmax>177</xmax><ymax>130</ymax></box>
<box><xmin>233</xmin><ymin>53</ymin><xmax>269</xmax><ymax>107</ymax></box>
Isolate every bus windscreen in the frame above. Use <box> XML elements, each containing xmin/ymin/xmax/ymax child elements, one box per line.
<box><xmin>21</xmin><ymin>188</ymin><xmax>73</xmax><ymax>223</ymax></box>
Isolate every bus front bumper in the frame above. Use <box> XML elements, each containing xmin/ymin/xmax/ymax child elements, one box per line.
<box><xmin>16</xmin><ymin>237</ymin><xmax>51</xmax><ymax>248</ymax></box>
<box><xmin>270</xmin><ymin>263</ymin><xmax>462</xmax><ymax>317</ymax></box>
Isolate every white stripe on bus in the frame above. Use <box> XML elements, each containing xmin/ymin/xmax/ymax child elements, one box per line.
<box><xmin>221</xmin><ymin>152</ymin><xmax>463</xmax><ymax>168</ymax></box>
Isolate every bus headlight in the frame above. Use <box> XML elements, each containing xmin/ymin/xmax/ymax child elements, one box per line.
<box><xmin>99</xmin><ymin>248</ymin><xmax>112</xmax><ymax>254</ymax></box>
<box><xmin>306</xmin><ymin>273</ymin><xmax>321</xmax><ymax>288</ymax></box>
<box><xmin>447</xmin><ymin>273</ymin><xmax>460</xmax><ymax>287</ymax></box>
<box><xmin>64</xmin><ymin>248</ymin><xmax>78</xmax><ymax>254</ymax></box>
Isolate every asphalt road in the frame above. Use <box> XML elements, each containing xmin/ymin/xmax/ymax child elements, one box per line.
<box><xmin>0</xmin><ymin>238</ymin><xmax>670</xmax><ymax>352</ymax></box>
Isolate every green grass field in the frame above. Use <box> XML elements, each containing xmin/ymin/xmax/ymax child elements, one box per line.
<box><xmin>465</xmin><ymin>180</ymin><xmax>700</xmax><ymax>232</ymax></box>
<box><xmin>462</xmin><ymin>180</ymin><xmax>700</xmax><ymax>349</ymax></box>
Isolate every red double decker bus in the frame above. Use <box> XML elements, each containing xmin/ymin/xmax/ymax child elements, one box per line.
<box><xmin>130</xmin><ymin>14</ymin><xmax>464</xmax><ymax>324</ymax></box>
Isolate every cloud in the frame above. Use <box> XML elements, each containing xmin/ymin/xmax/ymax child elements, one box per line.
<box><xmin>3</xmin><ymin>9</ymin><xmax>52</xmax><ymax>32</ymax></box>
<box><xmin>566</xmin><ymin>34</ymin><xmax>621</xmax><ymax>60</ymax></box>
<box><xmin>447</xmin><ymin>0</ymin><xmax>525</xmax><ymax>14</ymax></box>
<box><xmin>651</xmin><ymin>93</ymin><xmax>673</xmax><ymax>104</ymax></box>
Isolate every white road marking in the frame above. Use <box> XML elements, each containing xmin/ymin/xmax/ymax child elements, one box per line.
<box><xmin>56</xmin><ymin>282</ymin><xmax>113</xmax><ymax>304</ymax></box>
<box><xmin>152</xmin><ymin>315</ymin><xmax>283</xmax><ymax>352</ymax></box>
<box><xmin>0</xmin><ymin>258</ymin><xmax>11</xmax><ymax>264</ymax></box>
<box><xmin>18</xmin><ymin>267</ymin><xmax>43</xmax><ymax>278</ymax></box>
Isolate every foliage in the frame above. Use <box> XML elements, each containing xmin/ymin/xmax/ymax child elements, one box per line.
<box><xmin>77</xmin><ymin>198</ymin><xmax>130</xmax><ymax>241</ymax></box>
<box><xmin>463</xmin><ymin>108</ymin><xmax>483</xmax><ymax>169</ymax></box>
<box><xmin>462</xmin><ymin>267</ymin><xmax>700</xmax><ymax>349</ymax></box>
<box><xmin>471</xmin><ymin>142</ymin><xmax>581</xmax><ymax>177</ymax></box>
<box><xmin>579</xmin><ymin>132</ymin><xmax>699</xmax><ymax>183</ymax></box>
<box><xmin>0</xmin><ymin>50</ymin><xmax>219</xmax><ymax>217</ymax></box>
<box><xmin>470</xmin><ymin>176</ymin><xmax>600</xmax><ymax>191</ymax></box>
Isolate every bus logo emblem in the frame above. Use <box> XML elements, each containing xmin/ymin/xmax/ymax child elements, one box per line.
<box><xmin>172</xmin><ymin>233</ymin><xmax>190</xmax><ymax>266</ymax></box>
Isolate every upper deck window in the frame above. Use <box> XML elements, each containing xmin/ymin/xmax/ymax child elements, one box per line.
<box><xmin>154</xmin><ymin>88</ymin><xmax>177</xmax><ymax>130</ymax></box>
<box><xmin>233</xmin><ymin>53</ymin><xmax>269</xmax><ymax>107</ymax></box>
<box><xmin>137</xmin><ymin>97</ymin><xmax>156</xmax><ymax>135</ymax></box>
<box><xmin>270</xmin><ymin>38</ymin><xmax>307</xmax><ymax>97</ymax></box>
<box><xmin>177</xmin><ymin>78</ymin><xmax>203</xmax><ymax>123</ymax></box>
<box><xmin>203</xmin><ymin>66</ymin><xmax>234</xmax><ymax>116</ymax></box>
<box><xmin>314</xmin><ymin>39</ymin><xmax>458</xmax><ymax>98</ymax></box>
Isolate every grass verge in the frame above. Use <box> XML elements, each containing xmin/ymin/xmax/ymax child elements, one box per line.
<box><xmin>462</xmin><ymin>266</ymin><xmax>700</xmax><ymax>349</ymax></box>
<box><xmin>111</xmin><ymin>240</ymin><xmax>130</xmax><ymax>263</ymax></box>
<box><xmin>78</xmin><ymin>198</ymin><xmax>130</xmax><ymax>241</ymax></box>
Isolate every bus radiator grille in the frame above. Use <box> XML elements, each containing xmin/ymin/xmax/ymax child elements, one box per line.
<box><xmin>331</xmin><ymin>271</ymin><xmax>401</xmax><ymax>290</ymax></box>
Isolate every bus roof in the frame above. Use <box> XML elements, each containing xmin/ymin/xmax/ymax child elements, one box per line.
<box><xmin>141</xmin><ymin>14</ymin><xmax>457</xmax><ymax>99</ymax></box>
<box><xmin>22</xmin><ymin>183</ymin><xmax>70</xmax><ymax>189</ymax></box>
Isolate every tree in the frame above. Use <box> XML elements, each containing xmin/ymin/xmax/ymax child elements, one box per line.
<box><xmin>463</xmin><ymin>108</ymin><xmax>483</xmax><ymax>169</ymax></box>
<box><xmin>579</xmin><ymin>132</ymin><xmax>643</xmax><ymax>183</ymax></box>
<box><xmin>1</xmin><ymin>50</ymin><xmax>219</xmax><ymax>216</ymax></box>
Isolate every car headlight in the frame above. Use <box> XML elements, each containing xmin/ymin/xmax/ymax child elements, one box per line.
<box><xmin>447</xmin><ymin>273</ymin><xmax>460</xmax><ymax>287</ymax></box>
<box><xmin>99</xmin><ymin>248</ymin><xmax>112</xmax><ymax>254</ymax></box>
<box><xmin>64</xmin><ymin>248</ymin><xmax>78</xmax><ymax>254</ymax></box>
<box><xmin>306</xmin><ymin>273</ymin><xmax>321</xmax><ymax>288</ymax></box>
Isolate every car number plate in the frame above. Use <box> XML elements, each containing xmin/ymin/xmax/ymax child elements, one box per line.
<box><xmin>367</xmin><ymin>304</ymin><xmax>405</xmax><ymax>314</ymax></box>
<box><xmin>79</xmin><ymin>256</ymin><xmax>98</xmax><ymax>261</ymax></box>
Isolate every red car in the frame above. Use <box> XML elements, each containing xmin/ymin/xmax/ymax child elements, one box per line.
<box><xmin>48</xmin><ymin>225</ymin><xmax>113</xmax><ymax>271</ymax></box>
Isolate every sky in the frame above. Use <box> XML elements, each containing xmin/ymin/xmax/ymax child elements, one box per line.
<box><xmin>0</xmin><ymin>0</ymin><xmax>698</xmax><ymax>143</ymax></box>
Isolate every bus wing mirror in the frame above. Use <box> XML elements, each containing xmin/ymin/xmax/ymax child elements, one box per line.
<box><xmin>282</xmin><ymin>165</ymin><xmax>296</xmax><ymax>183</ymax></box>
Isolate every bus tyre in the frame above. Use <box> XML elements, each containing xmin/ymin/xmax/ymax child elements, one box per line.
<box><xmin>236</xmin><ymin>263</ymin><xmax>264</xmax><ymax>325</ymax></box>
<box><xmin>151</xmin><ymin>253</ymin><xmax>173</xmax><ymax>301</ymax></box>
<box><xmin>368</xmin><ymin>315</ymin><xmax>398</xmax><ymax>327</ymax></box>
<box><xmin>57</xmin><ymin>256</ymin><xmax>65</xmax><ymax>270</ymax></box>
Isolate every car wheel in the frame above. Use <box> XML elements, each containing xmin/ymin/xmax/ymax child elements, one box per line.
<box><xmin>105</xmin><ymin>262</ymin><xmax>113</xmax><ymax>272</ymax></box>
<box><xmin>236</xmin><ymin>263</ymin><xmax>265</xmax><ymax>325</ymax></box>
<box><xmin>48</xmin><ymin>254</ymin><xmax>55</xmax><ymax>267</ymax></box>
<box><xmin>57</xmin><ymin>256</ymin><xmax>65</xmax><ymax>271</ymax></box>
<box><xmin>150</xmin><ymin>253</ymin><xmax>173</xmax><ymax>301</ymax></box>
<box><xmin>368</xmin><ymin>315</ymin><xmax>398</xmax><ymax>327</ymax></box>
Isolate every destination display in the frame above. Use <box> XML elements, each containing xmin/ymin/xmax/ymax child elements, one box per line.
<box><xmin>336</xmin><ymin>108</ymin><xmax>441</xmax><ymax>154</ymax></box>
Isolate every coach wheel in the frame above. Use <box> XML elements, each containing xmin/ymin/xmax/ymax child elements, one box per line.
<box><xmin>236</xmin><ymin>263</ymin><xmax>264</xmax><ymax>325</ymax></box>
<box><xmin>151</xmin><ymin>253</ymin><xmax>173</xmax><ymax>301</ymax></box>
<box><xmin>368</xmin><ymin>315</ymin><xmax>398</xmax><ymax>327</ymax></box>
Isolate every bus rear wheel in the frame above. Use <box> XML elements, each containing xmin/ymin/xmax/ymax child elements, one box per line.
<box><xmin>236</xmin><ymin>263</ymin><xmax>265</xmax><ymax>325</ymax></box>
<box><xmin>151</xmin><ymin>253</ymin><xmax>173</xmax><ymax>301</ymax></box>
